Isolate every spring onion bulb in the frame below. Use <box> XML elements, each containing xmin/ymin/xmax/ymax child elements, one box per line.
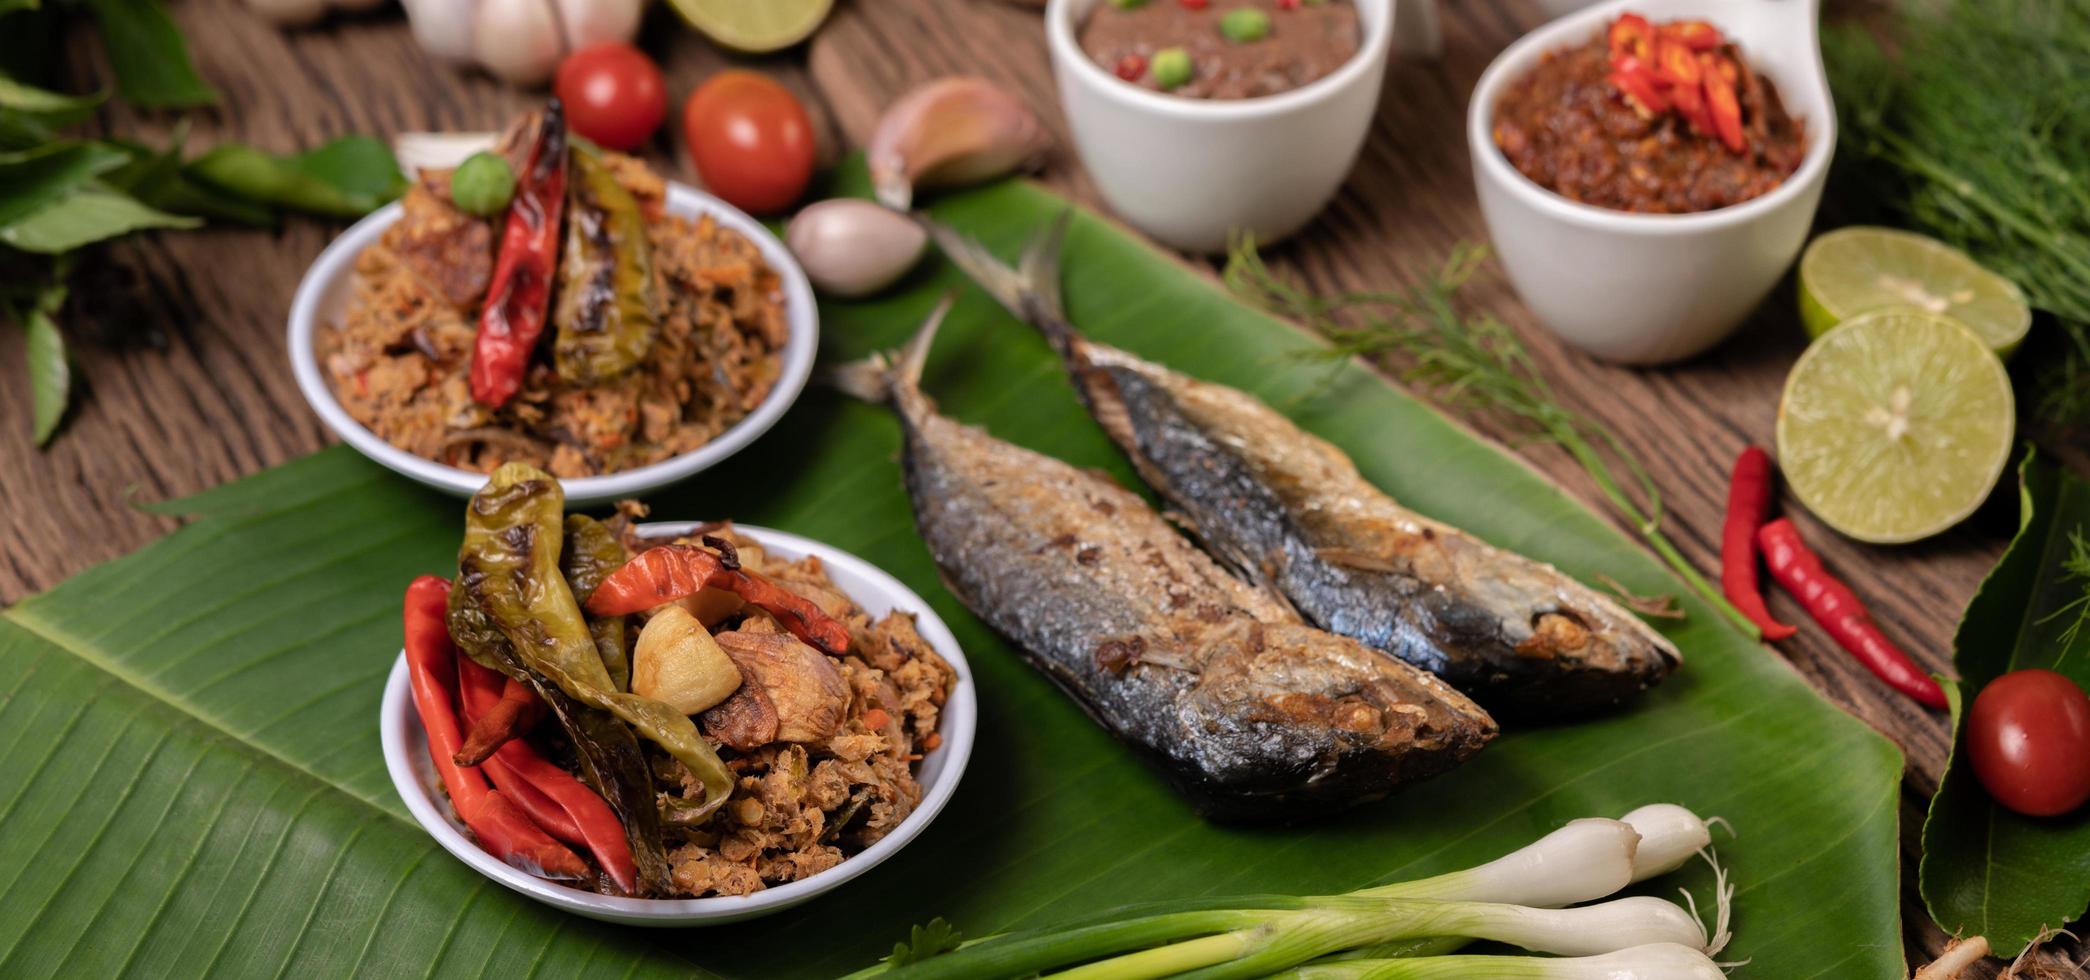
<box><xmin>1358</xmin><ymin>818</ymin><xmax>1639</xmax><ymax>907</ymax></box>
<box><xmin>1620</xmin><ymin>803</ymin><xmax>1716</xmax><ymax>882</ymax></box>
<box><xmin>1273</xmin><ymin>943</ymin><xmax>1727</xmax><ymax>980</ymax></box>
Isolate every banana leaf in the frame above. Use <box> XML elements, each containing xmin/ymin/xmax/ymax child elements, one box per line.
<box><xmin>1922</xmin><ymin>452</ymin><xmax>2090</xmax><ymax>956</ymax></box>
<box><xmin>0</xmin><ymin>174</ymin><xmax>1904</xmax><ymax>977</ymax></box>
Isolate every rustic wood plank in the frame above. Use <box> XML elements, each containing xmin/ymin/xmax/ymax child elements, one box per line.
<box><xmin>0</xmin><ymin>0</ymin><xmax>2078</xmax><ymax>973</ymax></box>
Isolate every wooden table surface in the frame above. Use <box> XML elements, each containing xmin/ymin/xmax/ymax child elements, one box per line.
<box><xmin>0</xmin><ymin>0</ymin><xmax>2077</xmax><ymax>975</ymax></box>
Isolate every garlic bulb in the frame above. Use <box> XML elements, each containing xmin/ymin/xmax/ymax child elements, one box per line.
<box><xmin>868</xmin><ymin>77</ymin><xmax>1053</xmax><ymax>210</ymax></box>
<box><xmin>787</xmin><ymin>199</ymin><xmax>929</xmax><ymax>298</ymax></box>
<box><xmin>474</xmin><ymin>0</ymin><xmax>563</xmax><ymax>86</ymax></box>
<box><xmin>633</xmin><ymin>606</ymin><xmax>744</xmax><ymax>716</ymax></box>
<box><xmin>401</xmin><ymin>0</ymin><xmax>645</xmax><ymax>86</ymax></box>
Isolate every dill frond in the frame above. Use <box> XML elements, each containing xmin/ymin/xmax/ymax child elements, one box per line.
<box><xmin>1224</xmin><ymin>237</ymin><xmax>1759</xmax><ymax>638</ymax></box>
<box><xmin>2035</xmin><ymin>527</ymin><xmax>2090</xmax><ymax>664</ymax></box>
<box><xmin>1826</xmin><ymin>0</ymin><xmax>2090</xmax><ymax>424</ymax></box>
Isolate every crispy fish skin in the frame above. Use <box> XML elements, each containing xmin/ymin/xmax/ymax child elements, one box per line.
<box><xmin>930</xmin><ymin>218</ymin><xmax>1680</xmax><ymax>719</ymax></box>
<box><xmin>839</xmin><ymin>302</ymin><xmax>1495</xmax><ymax>820</ymax></box>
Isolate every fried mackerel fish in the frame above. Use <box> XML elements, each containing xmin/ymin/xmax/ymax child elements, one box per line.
<box><xmin>932</xmin><ymin>218</ymin><xmax>1679</xmax><ymax>719</ymax></box>
<box><xmin>840</xmin><ymin>301</ymin><xmax>1494</xmax><ymax>820</ymax></box>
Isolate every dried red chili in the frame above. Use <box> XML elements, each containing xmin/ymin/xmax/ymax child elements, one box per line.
<box><xmin>1756</xmin><ymin>520</ymin><xmax>1948</xmax><ymax>710</ymax></box>
<box><xmin>454</xmin><ymin>674</ymin><xmax>544</xmax><ymax>765</ymax></box>
<box><xmin>457</xmin><ymin>652</ymin><xmax>640</xmax><ymax>895</ymax></box>
<box><xmin>469</xmin><ymin>101</ymin><xmax>570</xmax><ymax>408</ymax></box>
<box><xmin>1114</xmin><ymin>54</ymin><xmax>1147</xmax><ymax>81</ymax></box>
<box><xmin>402</xmin><ymin>576</ymin><xmax>588</xmax><ymax>878</ymax></box>
<box><xmin>584</xmin><ymin>543</ymin><xmax>853</xmax><ymax>655</ymax></box>
<box><xmin>1719</xmin><ymin>446</ymin><xmax>1796</xmax><ymax>641</ymax></box>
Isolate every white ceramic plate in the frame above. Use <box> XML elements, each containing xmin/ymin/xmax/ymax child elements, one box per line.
<box><xmin>379</xmin><ymin>523</ymin><xmax>976</xmax><ymax>926</ymax></box>
<box><xmin>289</xmin><ymin>183</ymin><xmax>818</xmax><ymax>506</ymax></box>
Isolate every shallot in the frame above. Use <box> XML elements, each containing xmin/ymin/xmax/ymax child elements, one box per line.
<box><xmin>787</xmin><ymin>199</ymin><xmax>929</xmax><ymax>297</ymax></box>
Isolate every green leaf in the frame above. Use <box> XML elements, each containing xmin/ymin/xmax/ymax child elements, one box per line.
<box><xmin>0</xmin><ymin>71</ymin><xmax>104</xmax><ymax>134</ymax></box>
<box><xmin>884</xmin><ymin>918</ymin><xmax>962</xmax><ymax>967</ymax></box>
<box><xmin>83</xmin><ymin>0</ymin><xmax>216</xmax><ymax>108</ymax></box>
<box><xmin>101</xmin><ymin>134</ymin><xmax>274</xmax><ymax>225</ymax></box>
<box><xmin>19</xmin><ymin>299</ymin><xmax>68</xmax><ymax>444</ymax></box>
<box><xmin>1921</xmin><ymin>451</ymin><xmax>2090</xmax><ymax>956</ymax></box>
<box><xmin>0</xmin><ymin>73</ymin><xmax>102</xmax><ymax>114</ymax></box>
<box><xmin>187</xmin><ymin>136</ymin><xmax>405</xmax><ymax>219</ymax></box>
<box><xmin>0</xmin><ymin>184</ymin><xmax>197</xmax><ymax>252</ymax></box>
<box><xmin>0</xmin><ymin>172</ymin><xmax>1906</xmax><ymax>977</ymax></box>
<box><xmin>0</xmin><ymin>142</ymin><xmax>130</xmax><ymax>228</ymax></box>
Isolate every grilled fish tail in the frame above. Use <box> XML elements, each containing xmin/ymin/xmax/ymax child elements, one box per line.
<box><xmin>830</xmin><ymin>294</ymin><xmax>953</xmax><ymax>420</ymax></box>
<box><xmin>922</xmin><ymin>211</ymin><xmax>1079</xmax><ymax>360</ymax></box>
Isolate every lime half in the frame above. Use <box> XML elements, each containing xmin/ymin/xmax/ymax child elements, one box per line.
<box><xmin>1776</xmin><ymin>310</ymin><xmax>2015</xmax><ymax>544</ymax></box>
<box><xmin>668</xmin><ymin>0</ymin><xmax>833</xmax><ymax>52</ymax></box>
<box><xmin>1798</xmin><ymin>226</ymin><xmax>2030</xmax><ymax>356</ymax></box>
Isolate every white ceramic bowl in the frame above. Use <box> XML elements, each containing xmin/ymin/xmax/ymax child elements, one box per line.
<box><xmin>380</xmin><ymin>523</ymin><xmax>977</xmax><ymax>926</ymax></box>
<box><xmin>1047</xmin><ymin>0</ymin><xmax>1394</xmax><ymax>253</ymax></box>
<box><xmin>1468</xmin><ymin>0</ymin><xmax>1835</xmax><ymax>364</ymax></box>
<box><xmin>289</xmin><ymin>183</ymin><xmax>818</xmax><ymax>506</ymax></box>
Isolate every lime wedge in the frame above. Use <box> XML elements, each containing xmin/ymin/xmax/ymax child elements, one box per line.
<box><xmin>1776</xmin><ymin>310</ymin><xmax>2015</xmax><ymax>544</ymax></box>
<box><xmin>667</xmin><ymin>0</ymin><xmax>833</xmax><ymax>52</ymax></box>
<box><xmin>1798</xmin><ymin>226</ymin><xmax>2030</xmax><ymax>356</ymax></box>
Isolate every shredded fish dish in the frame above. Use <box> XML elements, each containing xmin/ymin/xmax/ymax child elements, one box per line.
<box><xmin>320</xmin><ymin>122</ymin><xmax>786</xmax><ymax>478</ymax></box>
<box><xmin>625</xmin><ymin>521</ymin><xmax>957</xmax><ymax>897</ymax></box>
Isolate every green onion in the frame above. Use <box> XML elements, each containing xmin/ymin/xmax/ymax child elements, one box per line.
<box><xmin>854</xmin><ymin>806</ymin><xmax>1728</xmax><ymax>979</ymax></box>
<box><xmin>1274</xmin><ymin>943</ymin><xmax>1726</xmax><ymax>980</ymax></box>
<box><xmin>1043</xmin><ymin>895</ymin><xmax>1708</xmax><ymax>980</ymax></box>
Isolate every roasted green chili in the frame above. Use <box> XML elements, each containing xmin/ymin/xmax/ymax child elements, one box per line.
<box><xmin>562</xmin><ymin>514</ymin><xmax>632</xmax><ymax>692</ymax></box>
<box><xmin>456</xmin><ymin>463</ymin><xmax>732</xmax><ymax>821</ymax></box>
<box><xmin>552</xmin><ymin>145</ymin><xmax>658</xmax><ymax>384</ymax></box>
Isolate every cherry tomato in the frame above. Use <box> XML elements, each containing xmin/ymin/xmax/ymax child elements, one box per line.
<box><xmin>681</xmin><ymin>71</ymin><xmax>815</xmax><ymax>215</ymax></box>
<box><xmin>1966</xmin><ymin>669</ymin><xmax>2090</xmax><ymax>817</ymax></box>
<box><xmin>554</xmin><ymin>43</ymin><xmax>666</xmax><ymax>152</ymax></box>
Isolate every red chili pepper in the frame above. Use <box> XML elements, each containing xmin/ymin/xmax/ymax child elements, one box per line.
<box><xmin>469</xmin><ymin>101</ymin><xmax>570</xmax><ymax>408</ymax></box>
<box><xmin>585</xmin><ymin>544</ymin><xmax>852</xmax><ymax>655</ymax></box>
<box><xmin>1666</xmin><ymin>19</ymin><xmax>1723</xmax><ymax>51</ymax></box>
<box><xmin>1607</xmin><ymin>13</ymin><xmax>1654</xmax><ymax>62</ymax></box>
<box><xmin>1607</xmin><ymin>57</ymin><xmax>1669</xmax><ymax>116</ymax></box>
<box><xmin>454</xmin><ymin>660</ymin><xmax>580</xmax><ymax>845</ymax></box>
<box><xmin>1720</xmin><ymin>447</ymin><xmax>1797</xmax><ymax>641</ymax></box>
<box><xmin>454</xmin><ymin>675</ymin><xmax>544</xmax><ymax>766</ymax></box>
<box><xmin>1114</xmin><ymin>54</ymin><xmax>1147</xmax><ymax>81</ymax></box>
<box><xmin>1276</xmin><ymin>0</ymin><xmax>1300</xmax><ymax>8</ymax></box>
<box><xmin>456</xmin><ymin>654</ymin><xmax>640</xmax><ymax>895</ymax></box>
<box><xmin>1699</xmin><ymin>53</ymin><xmax>1747</xmax><ymax>153</ymax></box>
<box><xmin>1178</xmin><ymin>0</ymin><xmax>1207</xmax><ymax>7</ymax></box>
<box><xmin>402</xmin><ymin>577</ymin><xmax>588</xmax><ymax>878</ymax></box>
<box><xmin>1756</xmin><ymin>520</ymin><xmax>1948</xmax><ymax>710</ymax></box>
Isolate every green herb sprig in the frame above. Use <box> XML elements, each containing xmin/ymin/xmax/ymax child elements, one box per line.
<box><xmin>1826</xmin><ymin>0</ymin><xmax>2090</xmax><ymax>424</ymax></box>
<box><xmin>0</xmin><ymin>2</ymin><xmax>405</xmax><ymax>445</ymax></box>
<box><xmin>2036</xmin><ymin>526</ymin><xmax>2090</xmax><ymax>664</ymax></box>
<box><xmin>1224</xmin><ymin>238</ymin><xmax>1759</xmax><ymax>638</ymax></box>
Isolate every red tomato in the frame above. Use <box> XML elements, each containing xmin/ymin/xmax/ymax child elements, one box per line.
<box><xmin>681</xmin><ymin>71</ymin><xmax>815</xmax><ymax>215</ymax></box>
<box><xmin>554</xmin><ymin>42</ymin><xmax>666</xmax><ymax>152</ymax></box>
<box><xmin>1966</xmin><ymin>669</ymin><xmax>2090</xmax><ymax>817</ymax></box>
